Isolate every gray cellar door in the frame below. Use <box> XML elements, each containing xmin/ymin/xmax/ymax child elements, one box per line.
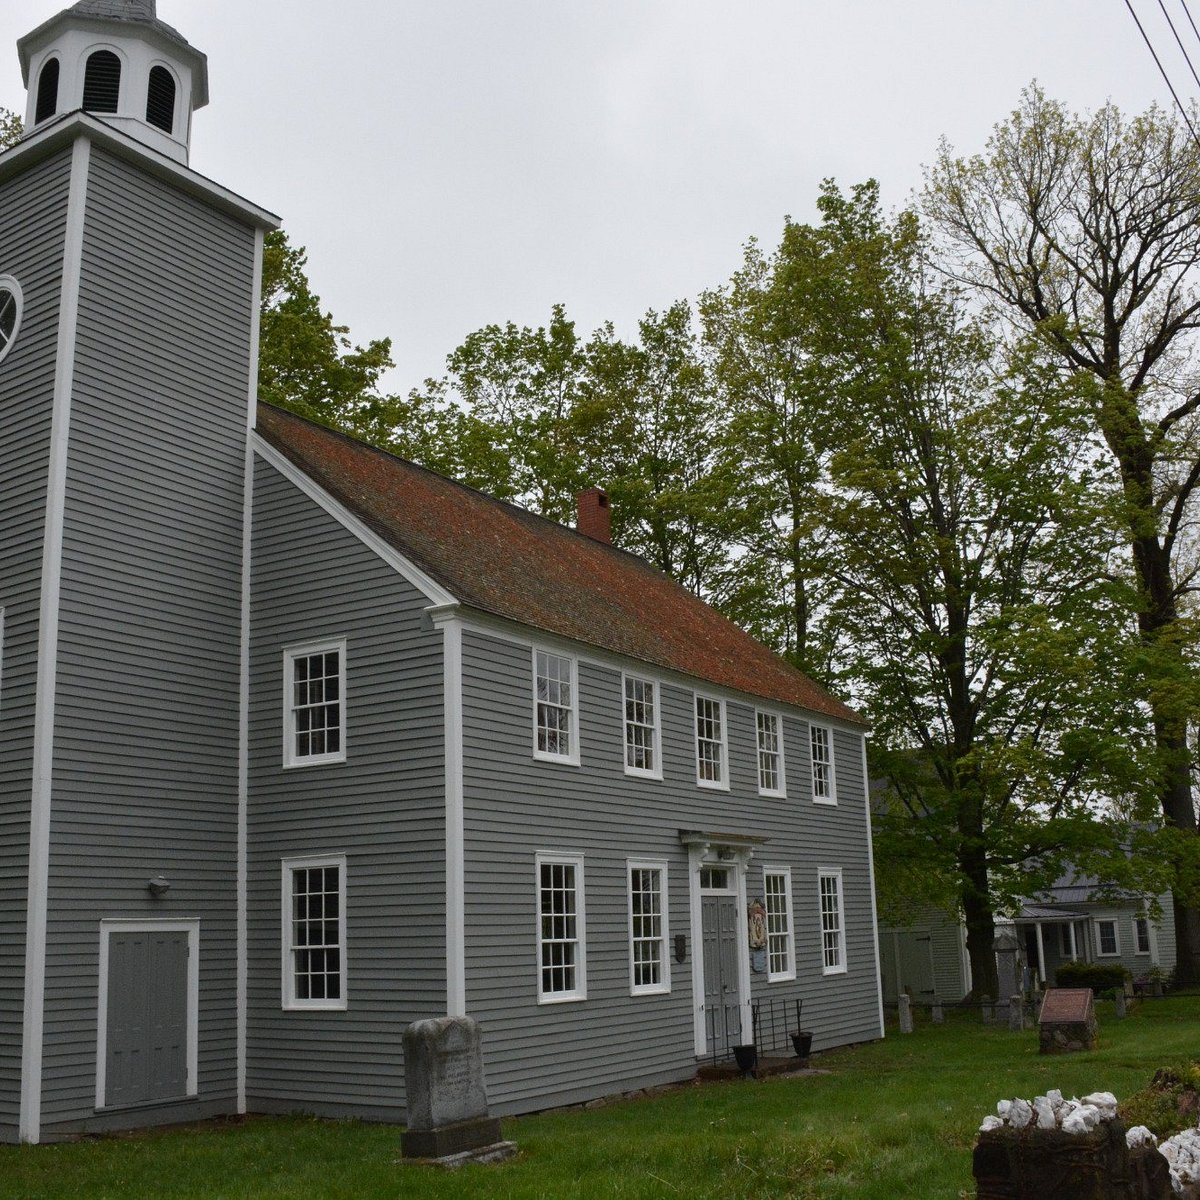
<box><xmin>701</xmin><ymin>894</ymin><xmax>741</xmax><ymax>1056</ymax></box>
<box><xmin>105</xmin><ymin>930</ymin><xmax>189</xmax><ymax>1107</ymax></box>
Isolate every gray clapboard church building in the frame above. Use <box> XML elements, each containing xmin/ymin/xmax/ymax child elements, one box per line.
<box><xmin>0</xmin><ymin>0</ymin><xmax>883</xmax><ymax>1144</ymax></box>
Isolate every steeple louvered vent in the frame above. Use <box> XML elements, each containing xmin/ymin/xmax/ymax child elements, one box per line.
<box><xmin>146</xmin><ymin>65</ymin><xmax>175</xmax><ymax>132</ymax></box>
<box><xmin>82</xmin><ymin>49</ymin><xmax>121</xmax><ymax>113</ymax></box>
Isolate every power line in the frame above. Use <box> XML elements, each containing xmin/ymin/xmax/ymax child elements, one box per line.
<box><xmin>1157</xmin><ymin>0</ymin><xmax>1200</xmax><ymax>91</ymax></box>
<box><xmin>1124</xmin><ymin>0</ymin><xmax>1200</xmax><ymax>147</ymax></box>
<box><xmin>1179</xmin><ymin>0</ymin><xmax>1200</xmax><ymax>54</ymax></box>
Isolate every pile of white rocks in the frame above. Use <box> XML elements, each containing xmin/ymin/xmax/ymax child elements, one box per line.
<box><xmin>978</xmin><ymin>1089</ymin><xmax>1119</xmax><ymax>1135</ymax></box>
<box><xmin>979</xmin><ymin>1090</ymin><xmax>1200</xmax><ymax>1196</ymax></box>
<box><xmin>1130</xmin><ymin>1125</ymin><xmax>1200</xmax><ymax>1198</ymax></box>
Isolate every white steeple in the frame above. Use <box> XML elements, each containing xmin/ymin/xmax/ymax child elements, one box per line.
<box><xmin>17</xmin><ymin>1</ymin><xmax>209</xmax><ymax>166</ymax></box>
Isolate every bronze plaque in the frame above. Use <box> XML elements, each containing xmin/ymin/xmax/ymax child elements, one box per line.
<box><xmin>1038</xmin><ymin>988</ymin><xmax>1094</xmax><ymax>1024</ymax></box>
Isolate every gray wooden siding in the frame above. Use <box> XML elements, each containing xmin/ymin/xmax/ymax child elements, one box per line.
<box><xmin>879</xmin><ymin>909</ymin><xmax>969</xmax><ymax>1004</ymax></box>
<box><xmin>245</xmin><ymin>461</ymin><xmax>446</xmax><ymax>1119</ymax></box>
<box><xmin>40</xmin><ymin>147</ymin><xmax>257</xmax><ymax>1134</ymax></box>
<box><xmin>1037</xmin><ymin>898</ymin><xmax>1176</xmax><ymax>984</ymax></box>
<box><xmin>461</xmin><ymin>631</ymin><xmax>879</xmax><ymax>1116</ymax></box>
<box><xmin>0</xmin><ymin>147</ymin><xmax>73</xmax><ymax>1137</ymax></box>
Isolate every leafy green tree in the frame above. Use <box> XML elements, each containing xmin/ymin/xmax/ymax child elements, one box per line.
<box><xmin>257</xmin><ymin>229</ymin><xmax>395</xmax><ymax>432</ymax></box>
<box><xmin>925</xmin><ymin>87</ymin><xmax>1200</xmax><ymax>982</ymax></box>
<box><xmin>1</xmin><ymin>108</ymin><xmax>23</xmax><ymax>150</ymax></box>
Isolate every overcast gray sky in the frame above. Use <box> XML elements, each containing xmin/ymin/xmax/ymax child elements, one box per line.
<box><xmin>1</xmin><ymin>2</ymin><xmax>1192</xmax><ymax>393</ymax></box>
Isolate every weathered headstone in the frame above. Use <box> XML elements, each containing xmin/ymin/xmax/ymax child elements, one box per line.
<box><xmin>1115</xmin><ymin>990</ymin><xmax>1127</xmax><ymax>1019</ymax></box>
<box><xmin>1038</xmin><ymin>988</ymin><xmax>1098</xmax><ymax>1055</ymax></box>
<box><xmin>1009</xmin><ymin>994</ymin><xmax>1025</xmax><ymax>1032</ymax></box>
<box><xmin>401</xmin><ymin>1017</ymin><xmax>515</xmax><ymax>1166</ymax></box>
<box><xmin>974</xmin><ymin>1119</ymin><xmax>1173</xmax><ymax>1199</ymax></box>
<box><xmin>898</xmin><ymin>993</ymin><xmax>913</xmax><ymax>1034</ymax></box>
<box><xmin>981</xmin><ymin>996</ymin><xmax>994</xmax><ymax>1025</ymax></box>
<box><xmin>932</xmin><ymin>1001</ymin><xmax>945</xmax><ymax>1025</ymax></box>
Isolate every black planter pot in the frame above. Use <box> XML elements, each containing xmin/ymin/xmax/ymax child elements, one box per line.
<box><xmin>732</xmin><ymin>1044</ymin><xmax>757</xmax><ymax>1075</ymax></box>
<box><xmin>791</xmin><ymin>1031</ymin><xmax>813</xmax><ymax>1059</ymax></box>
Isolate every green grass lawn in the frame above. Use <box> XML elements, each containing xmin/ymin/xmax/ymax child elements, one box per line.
<box><xmin>5</xmin><ymin>995</ymin><xmax>1199</xmax><ymax>1200</ymax></box>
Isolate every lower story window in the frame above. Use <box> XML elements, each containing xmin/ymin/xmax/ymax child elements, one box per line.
<box><xmin>764</xmin><ymin>867</ymin><xmax>795</xmax><ymax>981</ymax></box>
<box><xmin>629</xmin><ymin>860</ymin><xmax>669</xmax><ymax>995</ymax></box>
<box><xmin>1096</xmin><ymin>918</ymin><xmax>1119</xmax><ymax>957</ymax></box>
<box><xmin>1134</xmin><ymin>916</ymin><xmax>1151</xmax><ymax>955</ymax></box>
<box><xmin>283</xmin><ymin>855</ymin><xmax>347</xmax><ymax>1010</ymax></box>
<box><xmin>537</xmin><ymin>853</ymin><xmax>586</xmax><ymax>1002</ymax></box>
<box><xmin>819</xmin><ymin>869</ymin><xmax>846</xmax><ymax>975</ymax></box>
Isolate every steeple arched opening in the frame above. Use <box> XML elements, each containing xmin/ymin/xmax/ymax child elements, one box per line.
<box><xmin>82</xmin><ymin>48</ymin><xmax>121</xmax><ymax>114</ymax></box>
<box><xmin>146</xmin><ymin>64</ymin><xmax>176</xmax><ymax>133</ymax></box>
<box><xmin>34</xmin><ymin>57</ymin><xmax>60</xmax><ymax>124</ymax></box>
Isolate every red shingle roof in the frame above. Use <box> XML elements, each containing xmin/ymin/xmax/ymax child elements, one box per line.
<box><xmin>256</xmin><ymin>403</ymin><xmax>866</xmax><ymax>726</ymax></box>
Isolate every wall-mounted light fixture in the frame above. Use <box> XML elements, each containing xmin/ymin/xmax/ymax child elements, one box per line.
<box><xmin>147</xmin><ymin>875</ymin><xmax>171</xmax><ymax>897</ymax></box>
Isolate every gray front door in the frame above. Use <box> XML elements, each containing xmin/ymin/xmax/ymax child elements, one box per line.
<box><xmin>702</xmin><ymin>894</ymin><xmax>741</xmax><ymax>1056</ymax></box>
<box><xmin>105</xmin><ymin>929</ymin><xmax>189</xmax><ymax>1107</ymax></box>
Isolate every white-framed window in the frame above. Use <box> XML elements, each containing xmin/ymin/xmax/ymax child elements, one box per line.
<box><xmin>694</xmin><ymin>694</ymin><xmax>728</xmax><ymax>788</ymax></box>
<box><xmin>763</xmin><ymin>866</ymin><xmax>796</xmax><ymax>981</ymax></box>
<box><xmin>0</xmin><ymin>276</ymin><xmax>24</xmax><ymax>367</ymax></box>
<box><xmin>628</xmin><ymin>860</ymin><xmax>669</xmax><ymax>995</ymax></box>
<box><xmin>623</xmin><ymin>674</ymin><xmax>662</xmax><ymax>779</ymax></box>
<box><xmin>756</xmin><ymin>710</ymin><xmax>786</xmax><ymax>797</ymax></box>
<box><xmin>282</xmin><ymin>854</ymin><xmax>348</xmax><ymax>1011</ymax></box>
<box><xmin>533</xmin><ymin>648</ymin><xmax>579</xmax><ymax>764</ymax></box>
<box><xmin>819</xmin><ymin>868</ymin><xmax>846</xmax><ymax>975</ymax></box>
<box><xmin>283</xmin><ymin>639</ymin><xmax>346</xmax><ymax>768</ymax></box>
<box><xmin>536</xmin><ymin>852</ymin><xmax>586</xmax><ymax>1002</ymax></box>
<box><xmin>1134</xmin><ymin>915</ymin><xmax>1151</xmax><ymax>955</ymax></box>
<box><xmin>810</xmin><ymin>724</ymin><xmax>837</xmax><ymax>804</ymax></box>
<box><xmin>1095</xmin><ymin>917</ymin><xmax>1119</xmax><ymax>957</ymax></box>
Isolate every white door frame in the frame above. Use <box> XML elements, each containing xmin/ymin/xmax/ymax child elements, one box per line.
<box><xmin>95</xmin><ymin>918</ymin><xmax>200</xmax><ymax>1110</ymax></box>
<box><xmin>683</xmin><ymin>833</ymin><xmax>756</xmax><ymax>1057</ymax></box>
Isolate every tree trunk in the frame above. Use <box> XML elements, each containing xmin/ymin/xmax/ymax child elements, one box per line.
<box><xmin>1134</xmin><ymin>533</ymin><xmax>1200</xmax><ymax>984</ymax></box>
<box><xmin>961</xmin><ymin>847</ymin><xmax>999</xmax><ymax>1002</ymax></box>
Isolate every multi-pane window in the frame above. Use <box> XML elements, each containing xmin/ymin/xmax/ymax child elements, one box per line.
<box><xmin>283</xmin><ymin>856</ymin><xmax>346</xmax><ymax>1010</ymax></box>
<box><xmin>810</xmin><ymin>725</ymin><xmax>836</xmax><ymax>803</ymax></box>
<box><xmin>1096</xmin><ymin>918</ymin><xmax>1119</xmax><ymax>956</ymax></box>
<box><xmin>1134</xmin><ymin>916</ymin><xmax>1151</xmax><ymax>955</ymax></box>
<box><xmin>819</xmin><ymin>869</ymin><xmax>846</xmax><ymax>974</ymax></box>
<box><xmin>284</xmin><ymin>641</ymin><xmax>346</xmax><ymax>766</ymax></box>
<box><xmin>629</xmin><ymin>862</ymin><xmax>669</xmax><ymax>994</ymax></box>
<box><xmin>757</xmin><ymin>711</ymin><xmax>785</xmax><ymax>796</ymax></box>
<box><xmin>0</xmin><ymin>278</ymin><xmax>22</xmax><ymax>366</ymax></box>
<box><xmin>537</xmin><ymin>854</ymin><xmax>585</xmax><ymax>1001</ymax></box>
<box><xmin>534</xmin><ymin>650</ymin><xmax>577</xmax><ymax>762</ymax></box>
<box><xmin>623</xmin><ymin>675</ymin><xmax>660</xmax><ymax>777</ymax></box>
<box><xmin>764</xmin><ymin>868</ymin><xmax>795</xmax><ymax>981</ymax></box>
<box><xmin>695</xmin><ymin>695</ymin><xmax>727</xmax><ymax>787</ymax></box>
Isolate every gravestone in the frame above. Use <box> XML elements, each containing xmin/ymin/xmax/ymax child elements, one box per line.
<box><xmin>401</xmin><ymin>1016</ymin><xmax>515</xmax><ymax>1166</ymax></box>
<box><xmin>1008</xmin><ymin>994</ymin><xmax>1025</xmax><ymax>1032</ymax></box>
<box><xmin>1038</xmin><ymin>988</ymin><xmax>1098</xmax><ymax>1055</ymax></box>
<box><xmin>1115</xmin><ymin>991</ymin><xmax>1127</xmax><ymax>1019</ymax></box>
<box><xmin>898</xmin><ymin>994</ymin><xmax>913</xmax><ymax>1034</ymax></box>
<box><xmin>932</xmin><ymin>1001</ymin><xmax>944</xmax><ymax>1025</ymax></box>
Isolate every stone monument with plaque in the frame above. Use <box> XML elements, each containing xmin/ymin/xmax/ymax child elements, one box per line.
<box><xmin>400</xmin><ymin>1016</ymin><xmax>515</xmax><ymax>1166</ymax></box>
<box><xmin>1038</xmin><ymin>988</ymin><xmax>1098</xmax><ymax>1055</ymax></box>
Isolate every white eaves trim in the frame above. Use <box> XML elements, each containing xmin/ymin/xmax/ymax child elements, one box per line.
<box><xmin>253</xmin><ymin>433</ymin><xmax>457</xmax><ymax>609</ymax></box>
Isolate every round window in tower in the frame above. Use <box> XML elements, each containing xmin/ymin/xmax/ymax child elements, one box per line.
<box><xmin>0</xmin><ymin>277</ymin><xmax>24</xmax><ymax>366</ymax></box>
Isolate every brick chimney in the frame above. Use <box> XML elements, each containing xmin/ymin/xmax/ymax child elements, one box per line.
<box><xmin>576</xmin><ymin>487</ymin><xmax>611</xmax><ymax>544</ymax></box>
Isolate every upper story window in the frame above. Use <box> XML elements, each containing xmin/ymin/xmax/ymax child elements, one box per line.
<box><xmin>537</xmin><ymin>853</ymin><xmax>586</xmax><ymax>1002</ymax></box>
<box><xmin>623</xmin><ymin>674</ymin><xmax>661</xmax><ymax>779</ymax></box>
<box><xmin>35</xmin><ymin>57</ymin><xmax>59</xmax><ymax>124</ymax></box>
<box><xmin>628</xmin><ymin>860</ymin><xmax>669</xmax><ymax>995</ymax></box>
<box><xmin>533</xmin><ymin>649</ymin><xmax>578</xmax><ymax>764</ymax></box>
<box><xmin>695</xmin><ymin>694</ymin><xmax>728</xmax><ymax>789</ymax></box>
<box><xmin>82</xmin><ymin>49</ymin><xmax>122</xmax><ymax>114</ymax></box>
<box><xmin>810</xmin><ymin>724</ymin><xmax>837</xmax><ymax>804</ymax></box>
<box><xmin>282</xmin><ymin>855</ymin><xmax>347</xmax><ymax>1010</ymax></box>
<box><xmin>0</xmin><ymin>278</ymin><xmax>23</xmax><ymax>367</ymax></box>
<box><xmin>1096</xmin><ymin>917</ymin><xmax>1119</xmax><ymax>957</ymax></box>
<box><xmin>283</xmin><ymin>639</ymin><xmax>346</xmax><ymax>768</ymax></box>
<box><xmin>819</xmin><ymin>868</ymin><xmax>846</xmax><ymax>975</ymax></box>
<box><xmin>756</xmin><ymin>711</ymin><xmax>786</xmax><ymax>796</ymax></box>
<box><xmin>764</xmin><ymin>867</ymin><xmax>795</xmax><ymax>981</ymax></box>
<box><xmin>146</xmin><ymin>65</ymin><xmax>177</xmax><ymax>133</ymax></box>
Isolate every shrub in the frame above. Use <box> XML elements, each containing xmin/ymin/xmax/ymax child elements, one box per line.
<box><xmin>1053</xmin><ymin>961</ymin><xmax>1131</xmax><ymax>995</ymax></box>
<box><xmin>1119</xmin><ymin>1062</ymin><xmax>1200</xmax><ymax>1138</ymax></box>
